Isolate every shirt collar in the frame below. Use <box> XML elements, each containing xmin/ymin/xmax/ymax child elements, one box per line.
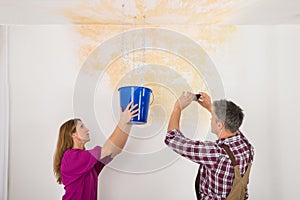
<box><xmin>216</xmin><ymin>131</ymin><xmax>242</xmax><ymax>145</ymax></box>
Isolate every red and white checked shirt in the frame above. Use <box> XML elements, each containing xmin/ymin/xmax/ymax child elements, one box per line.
<box><xmin>165</xmin><ymin>129</ymin><xmax>254</xmax><ymax>200</ymax></box>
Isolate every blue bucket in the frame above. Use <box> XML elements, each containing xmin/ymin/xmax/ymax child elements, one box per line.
<box><xmin>118</xmin><ymin>86</ymin><xmax>153</xmax><ymax>124</ymax></box>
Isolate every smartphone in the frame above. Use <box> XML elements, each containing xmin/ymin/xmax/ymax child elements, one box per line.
<box><xmin>193</xmin><ymin>94</ymin><xmax>201</xmax><ymax>101</ymax></box>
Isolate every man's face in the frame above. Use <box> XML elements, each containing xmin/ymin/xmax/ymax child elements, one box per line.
<box><xmin>210</xmin><ymin>107</ymin><xmax>222</xmax><ymax>135</ymax></box>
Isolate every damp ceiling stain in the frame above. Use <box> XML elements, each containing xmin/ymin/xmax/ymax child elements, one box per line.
<box><xmin>63</xmin><ymin>0</ymin><xmax>238</xmax><ymax>123</ymax></box>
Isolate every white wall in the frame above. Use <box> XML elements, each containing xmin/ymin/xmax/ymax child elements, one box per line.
<box><xmin>213</xmin><ymin>25</ymin><xmax>300</xmax><ymax>199</ymax></box>
<box><xmin>7</xmin><ymin>25</ymin><xmax>300</xmax><ymax>200</ymax></box>
<box><xmin>0</xmin><ymin>25</ymin><xmax>9</xmax><ymax>200</ymax></box>
<box><xmin>8</xmin><ymin>25</ymin><xmax>79</xmax><ymax>200</ymax></box>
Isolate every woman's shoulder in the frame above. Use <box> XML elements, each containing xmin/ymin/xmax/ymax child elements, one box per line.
<box><xmin>61</xmin><ymin>146</ymin><xmax>102</xmax><ymax>164</ymax></box>
<box><xmin>64</xmin><ymin>148</ymin><xmax>81</xmax><ymax>154</ymax></box>
<box><xmin>65</xmin><ymin>146</ymin><xmax>102</xmax><ymax>152</ymax></box>
<box><xmin>88</xmin><ymin>145</ymin><xmax>102</xmax><ymax>152</ymax></box>
<box><xmin>66</xmin><ymin>146</ymin><xmax>102</xmax><ymax>157</ymax></box>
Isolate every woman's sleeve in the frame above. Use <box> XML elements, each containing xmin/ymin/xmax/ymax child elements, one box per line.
<box><xmin>91</xmin><ymin>147</ymin><xmax>113</xmax><ymax>175</ymax></box>
<box><xmin>62</xmin><ymin>146</ymin><xmax>111</xmax><ymax>176</ymax></box>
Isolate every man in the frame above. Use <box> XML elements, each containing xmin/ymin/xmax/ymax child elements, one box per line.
<box><xmin>165</xmin><ymin>92</ymin><xmax>254</xmax><ymax>199</ymax></box>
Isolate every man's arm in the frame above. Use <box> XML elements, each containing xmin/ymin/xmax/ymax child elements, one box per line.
<box><xmin>167</xmin><ymin>106</ymin><xmax>182</xmax><ymax>132</ymax></box>
<box><xmin>165</xmin><ymin>92</ymin><xmax>219</xmax><ymax>166</ymax></box>
<box><xmin>164</xmin><ymin>129</ymin><xmax>219</xmax><ymax>165</ymax></box>
<box><xmin>167</xmin><ymin>92</ymin><xmax>194</xmax><ymax>132</ymax></box>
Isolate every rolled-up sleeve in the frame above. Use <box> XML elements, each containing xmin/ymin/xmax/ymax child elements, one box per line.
<box><xmin>89</xmin><ymin>146</ymin><xmax>113</xmax><ymax>175</ymax></box>
<box><xmin>165</xmin><ymin>129</ymin><xmax>220</xmax><ymax>166</ymax></box>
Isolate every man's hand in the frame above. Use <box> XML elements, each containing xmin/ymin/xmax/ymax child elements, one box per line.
<box><xmin>197</xmin><ymin>92</ymin><xmax>213</xmax><ymax>113</ymax></box>
<box><xmin>168</xmin><ymin>91</ymin><xmax>193</xmax><ymax>131</ymax></box>
<box><xmin>175</xmin><ymin>91</ymin><xmax>194</xmax><ymax>111</ymax></box>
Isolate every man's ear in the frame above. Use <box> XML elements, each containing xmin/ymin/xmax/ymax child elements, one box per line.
<box><xmin>217</xmin><ymin>121</ymin><xmax>223</xmax><ymax>129</ymax></box>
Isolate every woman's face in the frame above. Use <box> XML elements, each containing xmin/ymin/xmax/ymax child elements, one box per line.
<box><xmin>73</xmin><ymin>120</ymin><xmax>90</xmax><ymax>144</ymax></box>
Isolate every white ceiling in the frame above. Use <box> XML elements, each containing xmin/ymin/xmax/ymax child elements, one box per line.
<box><xmin>0</xmin><ymin>0</ymin><xmax>299</xmax><ymax>25</ymax></box>
<box><xmin>224</xmin><ymin>0</ymin><xmax>300</xmax><ymax>25</ymax></box>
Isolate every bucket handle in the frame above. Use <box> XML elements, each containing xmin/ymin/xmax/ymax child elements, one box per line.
<box><xmin>150</xmin><ymin>92</ymin><xmax>154</xmax><ymax>105</ymax></box>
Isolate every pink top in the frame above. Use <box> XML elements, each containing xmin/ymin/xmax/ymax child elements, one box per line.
<box><xmin>60</xmin><ymin>146</ymin><xmax>112</xmax><ymax>200</ymax></box>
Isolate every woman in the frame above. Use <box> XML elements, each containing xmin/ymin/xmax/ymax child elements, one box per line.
<box><xmin>53</xmin><ymin>102</ymin><xmax>139</xmax><ymax>200</ymax></box>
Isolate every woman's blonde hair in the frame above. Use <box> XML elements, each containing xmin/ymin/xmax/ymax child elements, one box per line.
<box><xmin>53</xmin><ymin>118</ymin><xmax>81</xmax><ymax>184</ymax></box>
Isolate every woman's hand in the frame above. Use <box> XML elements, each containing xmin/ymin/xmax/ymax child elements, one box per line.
<box><xmin>197</xmin><ymin>92</ymin><xmax>213</xmax><ymax>113</ymax></box>
<box><xmin>175</xmin><ymin>91</ymin><xmax>194</xmax><ymax>111</ymax></box>
<box><xmin>119</xmin><ymin>102</ymin><xmax>139</xmax><ymax>127</ymax></box>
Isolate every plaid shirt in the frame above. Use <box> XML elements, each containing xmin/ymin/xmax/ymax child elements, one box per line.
<box><xmin>165</xmin><ymin>129</ymin><xmax>254</xmax><ymax>200</ymax></box>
